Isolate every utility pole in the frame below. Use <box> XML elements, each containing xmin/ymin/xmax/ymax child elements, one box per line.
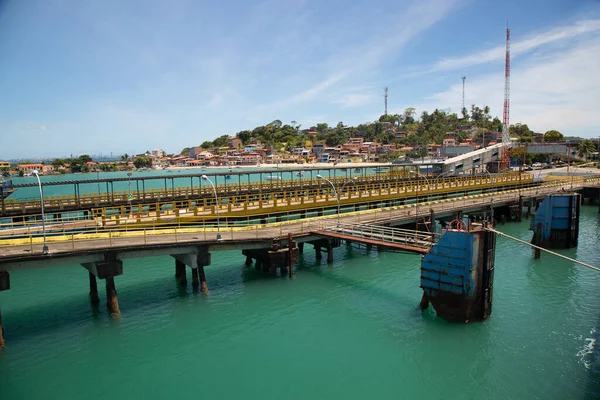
<box><xmin>384</xmin><ymin>87</ymin><xmax>388</xmax><ymax>116</ymax></box>
<box><xmin>461</xmin><ymin>76</ymin><xmax>466</xmax><ymax>115</ymax></box>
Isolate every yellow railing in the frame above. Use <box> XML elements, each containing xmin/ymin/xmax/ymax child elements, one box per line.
<box><xmin>2</xmin><ymin>172</ymin><xmax>523</xmax><ymax>213</ymax></box>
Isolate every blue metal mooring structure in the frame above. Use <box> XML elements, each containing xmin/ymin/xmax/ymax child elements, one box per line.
<box><xmin>530</xmin><ymin>193</ymin><xmax>580</xmax><ymax>249</ymax></box>
<box><xmin>420</xmin><ymin>224</ymin><xmax>496</xmax><ymax>323</ymax></box>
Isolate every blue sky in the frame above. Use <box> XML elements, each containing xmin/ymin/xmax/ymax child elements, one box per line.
<box><xmin>1</xmin><ymin>0</ymin><xmax>599</xmax><ymax>159</ymax></box>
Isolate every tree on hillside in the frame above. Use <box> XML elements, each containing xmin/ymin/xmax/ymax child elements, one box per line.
<box><xmin>236</xmin><ymin>130</ymin><xmax>252</xmax><ymax>143</ymax></box>
<box><xmin>543</xmin><ymin>130</ymin><xmax>564</xmax><ymax>142</ymax></box>
<box><xmin>180</xmin><ymin>147</ymin><xmax>191</xmax><ymax>156</ymax></box>
<box><xmin>212</xmin><ymin>135</ymin><xmax>229</xmax><ymax>147</ymax></box>
<box><xmin>133</xmin><ymin>156</ymin><xmax>152</xmax><ymax>169</ymax></box>
<box><xmin>316</xmin><ymin>123</ymin><xmax>329</xmax><ymax>133</ymax></box>
<box><xmin>577</xmin><ymin>139</ymin><xmax>596</xmax><ymax>159</ymax></box>
<box><xmin>403</xmin><ymin>108</ymin><xmax>416</xmax><ymax>124</ymax></box>
<box><xmin>78</xmin><ymin>154</ymin><xmax>92</xmax><ymax>163</ymax></box>
<box><xmin>52</xmin><ymin>158</ymin><xmax>65</xmax><ymax>169</ymax></box>
<box><xmin>201</xmin><ymin>141</ymin><xmax>212</xmax><ymax>149</ymax></box>
<box><xmin>269</xmin><ymin>120</ymin><xmax>282</xmax><ymax>129</ymax></box>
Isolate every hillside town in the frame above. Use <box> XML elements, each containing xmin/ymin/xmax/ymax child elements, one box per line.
<box><xmin>2</xmin><ymin>108</ymin><xmax>598</xmax><ymax>175</ymax></box>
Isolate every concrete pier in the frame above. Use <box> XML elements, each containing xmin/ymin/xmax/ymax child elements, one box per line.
<box><xmin>89</xmin><ymin>272</ymin><xmax>100</xmax><ymax>305</ymax></box>
<box><xmin>198</xmin><ymin>266</ymin><xmax>208</xmax><ymax>294</ymax></box>
<box><xmin>105</xmin><ymin>277</ymin><xmax>120</xmax><ymax>317</ymax></box>
<box><xmin>191</xmin><ymin>267</ymin><xmax>200</xmax><ymax>289</ymax></box>
<box><xmin>175</xmin><ymin>259</ymin><xmax>185</xmax><ymax>278</ymax></box>
<box><xmin>326</xmin><ymin>244</ymin><xmax>333</xmax><ymax>264</ymax></box>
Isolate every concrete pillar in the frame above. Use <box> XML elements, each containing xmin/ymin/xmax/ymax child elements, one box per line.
<box><xmin>366</xmin><ymin>243</ymin><xmax>372</xmax><ymax>251</ymax></box>
<box><xmin>326</xmin><ymin>245</ymin><xmax>333</xmax><ymax>264</ymax></box>
<box><xmin>89</xmin><ymin>272</ymin><xmax>100</xmax><ymax>305</ymax></box>
<box><xmin>419</xmin><ymin>293</ymin><xmax>429</xmax><ymax>310</ymax></box>
<box><xmin>0</xmin><ymin>308</ymin><xmax>4</xmax><ymax>350</ymax></box>
<box><xmin>255</xmin><ymin>259</ymin><xmax>262</xmax><ymax>270</ymax></box>
<box><xmin>517</xmin><ymin>196</ymin><xmax>524</xmax><ymax>222</ymax></box>
<box><xmin>198</xmin><ymin>266</ymin><xmax>209</xmax><ymax>294</ymax></box>
<box><xmin>175</xmin><ymin>259</ymin><xmax>185</xmax><ymax>278</ymax></box>
<box><xmin>298</xmin><ymin>242</ymin><xmax>304</xmax><ymax>254</ymax></box>
<box><xmin>245</xmin><ymin>256</ymin><xmax>253</xmax><ymax>266</ymax></box>
<box><xmin>179</xmin><ymin>265</ymin><xmax>187</xmax><ymax>286</ymax></box>
<box><xmin>315</xmin><ymin>246</ymin><xmax>322</xmax><ymax>260</ymax></box>
<box><xmin>105</xmin><ymin>277</ymin><xmax>120</xmax><ymax>317</ymax></box>
<box><xmin>192</xmin><ymin>267</ymin><xmax>200</xmax><ymax>289</ymax></box>
<box><xmin>534</xmin><ymin>223</ymin><xmax>542</xmax><ymax>259</ymax></box>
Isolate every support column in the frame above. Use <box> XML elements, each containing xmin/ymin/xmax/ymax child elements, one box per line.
<box><xmin>255</xmin><ymin>259</ymin><xmax>262</xmax><ymax>270</ymax></box>
<box><xmin>517</xmin><ymin>196</ymin><xmax>524</xmax><ymax>222</ymax></box>
<box><xmin>0</xmin><ymin>271</ymin><xmax>7</xmax><ymax>350</ymax></box>
<box><xmin>0</xmin><ymin>308</ymin><xmax>4</xmax><ymax>350</ymax></box>
<box><xmin>326</xmin><ymin>245</ymin><xmax>333</xmax><ymax>264</ymax></box>
<box><xmin>419</xmin><ymin>293</ymin><xmax>429</xmax><ymax>310</ymax></box>
<box><xmin>245</xmin><ymin>256</ymin><xmax>253</xmax><ymax>266</ymax></box>
<box><xmin>192</xmin><ymin>267</ymin><xmax>200</xmax><ymax>289</ymax></box>
<box><xmin>315</xmin><ymin>246</ymin><xmax>322</xmax><ymax>260</ymax></box>
<box><xmin>288</xmin><ymin>233</ymin><xmax>295</xmax><ymax>278</ymax></box>
<box><xmin>179</xmin><ymin>265</ymin><xmax>187</xmax><ymax>286</ymax></box>
<box><xmin>298</xmin><ymin>242</ymin><xmax>304</xmax><ymax>254</ymax></box>
<box><xmin>89</xmin><ymin>272</ymin><xmax>100</xmax><ymax>305</ymax></box>
<box><xmin>175</xmin><ymin>259</ymin><xmax>185</xmax><ymax>278</ymax></box>
<box><xmin>534</xmin><ymin>223</ymin><xmax>542</xmax><ymax>259</ymax></box>
<box><xmin>198</xmin><ymin>266</ymin><xmax>209</xmax><ymax>294</ymax></box>
<box><xmin>105</xmin><ymin>277</ymin><xmax>120</xmax><ymax>317</ymax></box>
<box><xmin>366</xmin><ymin>243</ymin><xmax>372</xmax><ymax>251</ymax></box>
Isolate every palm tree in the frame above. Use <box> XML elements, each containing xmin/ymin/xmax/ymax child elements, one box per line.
<box><xmin>121</xmin><ymin>154</ymin><xmax>129</xmax><ymax>163</ymax></box>
<box><xmin>577</xmin><ymin>139</ymin><xmax>596</xmax><ymax>160</ymax></box>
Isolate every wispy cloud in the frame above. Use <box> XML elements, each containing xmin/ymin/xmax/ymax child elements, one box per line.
<box><xmin>429</xmin><ymin>19</ymin><xmax>600</xmax><ymax>72</ymax></box>
<box><xmin>333</xmin><ymin>93</ymin><xmax>376</xmax><ymax>108</ymax></box>
<box><xmin>255</xmin><ymin>0</ymin><xmax>460</xmax><ymax>113</ymax></box>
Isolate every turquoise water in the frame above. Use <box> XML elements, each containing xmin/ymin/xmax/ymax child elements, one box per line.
<box><xmin>1</xmin><ymin>206</ymin><xmax>599</xmax><ymax>399</ymax></box>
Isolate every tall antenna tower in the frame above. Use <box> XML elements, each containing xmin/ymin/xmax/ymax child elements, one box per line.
<box><xmin>501</xmin><ymin>24</ymin><xmax>511</xmax><ymax>170</ymax></box>
<box><xmin>461</xmin><ymin>76</ymin><xmax>466</xmax><ymax>115</ymax></box>
<box><xmin>384</xmin><ymin>87</ymin><xmax>388</xmax><ymax>115</ymax></box>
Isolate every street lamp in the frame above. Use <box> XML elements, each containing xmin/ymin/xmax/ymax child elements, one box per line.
<box><xmin>409</xmin><ymin>170</ymin><xmax>432</xmax><ymax>232</ymax></box>
<box><xmin>433</xmin><ymin>169</ymin><xmax>455</xmax><ymax>187</ymax></box>
<box><xmin>32</xmin><ymin>170</ymin><xmax>48</xmax><ymax>253</ymax></box>
<box><xmin>317</xmin><ymin>175</ymin><xmax>357</xmax><ymax>227</ymax></box>
<box><xmin>126</xmin><ymin>172</ymin><xmax>133</xmax><ymax>214</ymax></box>
<box><xmin>202</xmin><ymin>175</ymin><xmax>221</xmax><ymax>240</ymax></box>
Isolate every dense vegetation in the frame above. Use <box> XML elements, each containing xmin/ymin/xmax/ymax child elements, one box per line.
<box><xmin>196</xmin><ymin>105</ymin><xmax>567</xmax><ymax>152</ymax></box>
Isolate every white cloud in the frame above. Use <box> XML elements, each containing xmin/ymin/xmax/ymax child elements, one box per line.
<box><xmin>414</xmin><ymin>37</ymin><xmax>600</xmax><ymax>137</ymax></box>
<box><xmin>333</xmin><ymin>93</ymin><xmax>376</xmax><ymax>108</ymax></box>
<box><xmin>430</xmin><ymin>19</ymin><xmax>600</xmax><ymax>72</ymax></box>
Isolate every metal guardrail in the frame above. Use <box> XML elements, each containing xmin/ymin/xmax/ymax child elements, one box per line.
<box><xmin>2</xmin><ymin>172</ymin><xmax>528</xmax><ymax>215</ymax></box>
<box><xmin>320</xmin><ymin>223</ymin><xmax>436</xmax><ymax>250</ymax></box>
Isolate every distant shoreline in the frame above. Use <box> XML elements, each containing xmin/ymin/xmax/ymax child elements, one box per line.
<box><xmin>165</xmin><ymin>162</ymin><xmax>392</xmax><ymax>171</ymax></box>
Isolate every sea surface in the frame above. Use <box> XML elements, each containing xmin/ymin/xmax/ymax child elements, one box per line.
<box><xmin>1</xmin><ymin>195</ymin><xmax>599</xmax><ymax>398</ymax></box>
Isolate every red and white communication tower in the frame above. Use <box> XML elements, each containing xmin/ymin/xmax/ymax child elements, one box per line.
<box><xmin>500</xmin><ymin>25</ymin><xmax>511</xmax><ymax>170</ymax></box>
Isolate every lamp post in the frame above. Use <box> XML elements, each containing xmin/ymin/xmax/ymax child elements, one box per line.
<box><xmin>433</xmin><ymin>169</ymin><xmax>455</xmax><ymax>187</ymax></box>
<box><xmin>409</xmin><ymin>170</ymin><xmax>431</xmax><ymax>231</ymax></box>
<box><xmin>126</xmin><ymin>172</ymin><xmax>132</xmax><ymax>215</ymax></box>
<box><xmin>202</xmin><ymin>175</ymin><xmax>221</xmax><ymax>240</ymax></box>
<box><xmin>32</xmin><ymin>170</ymin><xmax>48</xmax><ymax>253</ymax></box>
<box><xmin>317</xmin><ymin>175</ymin><xmax>357</xmax><ymax>227</ymax></box>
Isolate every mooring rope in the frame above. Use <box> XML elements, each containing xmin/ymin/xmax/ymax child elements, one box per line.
<box><xmin>484</xmin><ymin>227</ymin><xmax>600</xmax><ymax>272</ymax></box>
